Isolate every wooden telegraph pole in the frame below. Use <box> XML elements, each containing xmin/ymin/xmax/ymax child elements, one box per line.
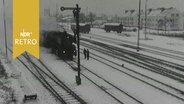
<box><xmin>61</xmin><ymin>4</ymin><xmax>81</xmax><ymax>85</ymax></box>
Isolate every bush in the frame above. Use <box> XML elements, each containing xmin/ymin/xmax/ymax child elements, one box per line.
<box><xmin>0</xmin><ymin>63</ymin><xmax>6</xmax><ymax>77</ymax></box>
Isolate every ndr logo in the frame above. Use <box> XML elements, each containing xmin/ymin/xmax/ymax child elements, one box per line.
<box><xmin>20</xmin><ymin>29</ymin><xmax>32</xmax><ymax>38</ymax></box>
<box><xmin>15</xmin><ymin>29</ymin><xmax>37</xmax><ymax>45</ymax></box>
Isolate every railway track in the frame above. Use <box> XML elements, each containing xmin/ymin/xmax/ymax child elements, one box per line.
<box><xmin>81</xmin><ymin>39</ymin><xmax>184</xmax><ymax>82</ymax></box>
<box><xmin>80</xmin><ymin>41</ymin><xmax>184</xmax><ymax>102</ymax></box>
<box><xmin>87</xmin><ymin>51</ymin><xmax>184</xmax><ymax>94</ymax></box>
<box><xmin>110</xmin><ymin>45</ymin><xmax>184</xmax><ymax>77</ymax></box>
<box><xmin>65</xmin><ymin>61</ymin><xmax>143</xmax><ymax>104</ymax></box>
<box><xmin>82</xmin><ymin>33</ymin><xmax>184</xmax><ymax>61</ymax></box>
<box><xmin>108</xmin><ymin>42</ymin><xmax>184</xmax><ymax>72</ymax></box>
<box><xmin>8</xmin><ymin>48</ymin><xmax>87</xmax><ymax>104</ymax></box>
<box><xmin>119</xmin><ymin>43</ymin><xmax>184</xmax><ymax>61</ymax></box>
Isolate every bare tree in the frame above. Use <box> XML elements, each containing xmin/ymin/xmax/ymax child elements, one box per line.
<box><xmin>100</xmin><ymin>13</ymin><xmax>108</xmax><ymax>21</ymax></box>
<box><xmin>157</xmin><ymin>19</ymin><xmax>164</xmax><ymax>34</ymax></box>
<box><xmin>79</xmin><ymin>12</ymin><xmax>86</xmax><ymax>23</ymax></box>
<box><xmin>164</xmin><ymin>17</ymin><xmax>172</xmax><ymax>35</ymax></box>
<box><xmin>88</xmin><ymin>12</ymin><xmax>96</xmax><ymax>27</ymax></box>
<box><xmin>56</xmin><ymin>14</ymin><xmax>63</xmax><ymax>22</ymax></box>
<box><xmin>157</xmin><ymin>18</ymin><xmax>171</xmax><ymax>35</ymax></box>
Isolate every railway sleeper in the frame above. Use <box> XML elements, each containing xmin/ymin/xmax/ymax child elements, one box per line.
<box><xmin>68</xmin><ymin>101</ymin><xmax>81</xmax><ymax>104</ymax></box>
<box><xmin>64</xmin><ymin>97</ymin><xmax>76</xmax><ymax>100</ymax></box>
<box><xmin>66</xmin><ymin>99</ymin><xmax>78</xmax><ymax>102</ymax></box>
<box><xmin>66</xmin><ymin>101</ymin><xmax>81</xmax><ymax>104</ymax></box>
<box><xmin>23</xmin><ymin>94</ymin><xmax>37</xmax><ymax>102</ymax></box>
<box><xmin>62</xmin><ymin>94</ymin><xmax>73</xmax><ymax>98</ymax></box>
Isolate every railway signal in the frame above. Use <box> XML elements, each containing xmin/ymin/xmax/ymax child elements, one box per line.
<box><xmin>60</xmin><ymin>4</ymin><xmax>82</xmax><ymax>85</ymax></box>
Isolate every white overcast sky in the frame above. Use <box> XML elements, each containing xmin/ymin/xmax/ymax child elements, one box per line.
<box><xmin>1</xmin><ymin>0</ymin><xmax>184</xmax><ymax>37</ymax></box>
<box><xmin>55</xmin><ymin>0</ymin><xmax>184</xmax><ymax>16</ymax></box>
<box><xmin>0</xmin><ymin>0</ymin><xmax>184</xmax><ymax>16</ymax></box>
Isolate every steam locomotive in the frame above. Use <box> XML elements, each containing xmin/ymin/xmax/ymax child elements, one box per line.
<box><xmin>41</xmin><ymin>31</ymin><xmax>76</xmax><ymax>60</ymax></box>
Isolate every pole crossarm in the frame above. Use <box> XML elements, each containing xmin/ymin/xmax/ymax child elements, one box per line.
<box><xmin>60</xmin><ymin>7</ymin><xmax>81</xmax><ymax>11</ymax></box>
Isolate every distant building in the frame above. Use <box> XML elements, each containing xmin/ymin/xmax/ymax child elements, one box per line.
<box><xmin>122</xmin><ymin>7</ymin><xmax>183</xmax><ymax>31</ymax></box>
<box><xmin>181</xmin><ymin>12</ymin><xmax>184</xmax><ymax>30</ymax></box>
<box><xmin>122</xmin><ymin>9</ymin><xmax>144</xmax><ymax>27</ymax></box>
<box><xmin>122</xmin><ymin>10</ymin><xmax>137</xmax><ymax>27</ymax></box>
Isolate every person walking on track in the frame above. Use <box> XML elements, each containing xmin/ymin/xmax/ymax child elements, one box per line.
<box><xmin>86</xmin><ymin>49</ymin><xmax>90</xmax><ymax>60</ymax></box>
<box><xmin>83</xmin><ymin>48</ymin><xmax>87</xmax><ymax>59</ymax></box>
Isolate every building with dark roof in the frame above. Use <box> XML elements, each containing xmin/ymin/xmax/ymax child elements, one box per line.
<box><xmin>122</xmin><ymin>7</ymin><xmax>183</xmax><ymax>31</ymax></box>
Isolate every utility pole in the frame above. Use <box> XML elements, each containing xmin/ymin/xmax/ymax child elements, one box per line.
<box><xmin>164</xmin><ymin>16</ymin><xmax>167</xmax><ymax>35</ymax></box>
<box><xmin>60</xmin><ymin>4</ymin><xmax>81</xmax><ymax>85</ymax></box>
<box><xmin>56</xmin><ymin>3</ymin><xmax>58</xmax><ymax>17</ymax></box>
<box><xmin>137</xmin><ymin>0</ymin><xmax>141</xmax><ymax>51</ymax></box>
<box><xmin>3</xmin><ymin>0</ymin><xmax>8</xmax><ymax>58</ymax></box>
<box><xmin>86</xmin><ymin>6</ymin><xmax>88</xmax><ymax>16</ymax></box>
<box><xmin>144</xmin><ymin>0</ymin><xmax>147</xmax><ymax>40</ymax></box>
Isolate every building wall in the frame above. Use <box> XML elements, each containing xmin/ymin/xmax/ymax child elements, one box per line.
<box><xmin>122</xmin><ymin>8</ymin><xmax>184</xmax><ymax>31</ymax></box>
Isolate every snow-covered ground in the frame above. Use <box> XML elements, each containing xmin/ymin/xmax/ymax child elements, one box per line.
<box><xmin>1</xmin><ymin>1</ymin><xmax>184</xmax><ymax>102</ymax></box>
<box><xmin>0</xmin><ymin>49</ymin><xmax>59</xmax><ymax>104</ymax></box>
<box><xmin>40</xmin><ymin>48</ymin><xmax>119</xmax><ymax>104</ymax></box>
<box><xmin>36</xmin><ymin>45</ymin><xmax>184</xmax><ymax>104</ymax></box>
<box><xmin>87</xmin><ymin>28</ymin><xmax>184</xmax><ymax>53</ymax></box>
<box><xmin>79</xmin><ymin>28</ymin><xmax>184</xmax><ymax>103</ymax></box>
<box><xmin>0</xmin><ymin>31</ymin><xmax>184</xmax><ymax>104</ymax></box>
<box><xmin>1</xmin><ymin>24</ymin><xmax>184</xmax><ymax>103</ymax></box>
<box><xmin>80</xmin><ymin>28</ymin><xmax>184</xmax><ymax>92</ymax></box>
<box><xmin>80</xmin><ymin>41</ymin><xmax>184</xmax><ymax>104</ymax></box>
<box><xmin>81</xmin><ymin>28</ymin><xmax>184</xmax><ymax>65</ymax></box>
<box><xmin>80</xmin><ymin>40</ymin><xmax>184</xmax><ymax>90</ymax></box>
